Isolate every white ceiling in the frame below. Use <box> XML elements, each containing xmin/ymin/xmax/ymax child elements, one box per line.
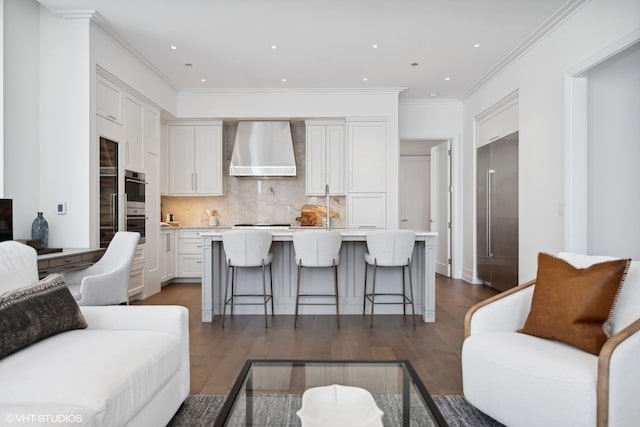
<box><xmin>36</xmin><ymin>0</ymin><xmax>571</xmax><ymax>100</ymax></box>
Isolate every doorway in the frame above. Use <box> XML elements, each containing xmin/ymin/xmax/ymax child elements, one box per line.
<box><xmin>399</xmin><ymin>139</ymin><xmax>452</xmax><ymax>277</ymax></box>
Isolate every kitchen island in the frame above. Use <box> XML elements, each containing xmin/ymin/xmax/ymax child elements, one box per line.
<box><xmin>200</xmin><ymin>229</ymin><xmax>437</xmax><ymax>323</ymax></box>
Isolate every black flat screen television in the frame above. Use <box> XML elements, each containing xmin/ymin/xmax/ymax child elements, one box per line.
<box><xmin>0</xmin><ymin>199</ymin><xmax>13</xmax><ymax>242</ymax></box>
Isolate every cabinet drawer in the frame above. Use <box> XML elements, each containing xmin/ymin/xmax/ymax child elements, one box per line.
<box><xmin>178</xmin><ymin>255</ymin><xmax>203</xmax><ymax>277</ymax></box>
<box><xmin>179</xmin><ymin>229</ymin><xmax>206</xmax><ymax>239</ymax></box>
<box><xmin>179</xmin><ymin>238</ymin><xmax>203</xmax><ymax>254</ymax></box>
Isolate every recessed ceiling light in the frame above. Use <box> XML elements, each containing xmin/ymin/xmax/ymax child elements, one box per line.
<box><xmin>363</xmin><ymin>77</ymin><xmax>368</xmax><ymax>81</ymax></box>
<box><xmin>372</xmin><ymin>44</ymin><xmax>379</xmax><ymax>49</ymax></box>
<box><xmin>474</xmin><ymin>43</ymin><xmax>480</xmax><ymax>48</ymax></box>
<box><xmin>445</xmin><ymin>77</ymin><xmax>451</xmax><ymax>81</ymax></box>
<box><xmin>411</xmin><ymin>62</ymin><xmax>419</xmax><ymax>67</ymax></box>
<box><xmin>201</xmin><ymin>78</ymin><xmax>206</xmax><ymax>82</ymax></box>
<box><xmin>430</xmin><ymin>92</ymin><xmax>439</xmax><ymax>97</ymax></box>
<box><xmin>281</xmin><ymin>78</ymin><xmax>287</xmax><ymax>82</ymax></box>
<box><xmin>271</xmin><ymin>45</ymin><xmax>278</xmax><ymax>50</ymax></box>
<box><xmin>170</xmin><ymin>45</ymin><xmax>177</xmax><ymax>50</ymax></box>
<box><xmin>185</xmin><ymin>63</ymin><xmax>192</xmax><ymax>67</ymax></box>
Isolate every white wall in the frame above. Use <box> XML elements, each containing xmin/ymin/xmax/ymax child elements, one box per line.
<box><xmin>3</xmin><ymin>0</ymin><xmax>40</xmax><ymax>240</ymax></box>
<box><xmin>586</xmin><ymin>43</ymin><xmax>640</xmax><ymax>259</ymax></box>
<box><xmin>0</xmin><ymin>0</ymin><xmax>4</xmax><ymax>195</ymax></box>
<box><xmin>462</xmin><ymin>0</ymin><xmax>640</xmax><ymax>283</ymax></box>
<box><xmin>39</xmin><ymin>8</ymin><xmax>91</xmax><ymax>248</ymax></box>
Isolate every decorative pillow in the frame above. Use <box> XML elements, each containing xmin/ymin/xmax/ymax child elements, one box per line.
<box><xmin>519</xmin><ymin>252</ymin><xmax>630</xmax><ymax>355</ymax></box>
<box><xmin>0</xmin><ymin>273</ymin><xmax>87</xmax><ymax>359</ymax></box>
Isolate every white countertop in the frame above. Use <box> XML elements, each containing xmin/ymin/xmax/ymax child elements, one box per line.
<box><xmin>199</xmin><ymin>229</ymin><xmax>436</xmax><ymax>241</ymax></box>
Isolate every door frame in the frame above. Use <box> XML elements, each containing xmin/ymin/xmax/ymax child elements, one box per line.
<box><xmin>399</xmin><ymin>137</ymin><xmax>461</xmax><ymax>279</ymax></box>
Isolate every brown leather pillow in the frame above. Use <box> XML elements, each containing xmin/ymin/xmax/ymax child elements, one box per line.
<box><xmin>520</xmin><ymin>252</ymin><xmax>630</xmax><ymax>355</ymax></box>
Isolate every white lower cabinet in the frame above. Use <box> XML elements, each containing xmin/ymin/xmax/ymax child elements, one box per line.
<box><xmin>160</xmin><ymin>229</ymin><xmax>176</xmax><ymax>283</ymax></box>
<box><xmin>128</xmin><ymin>245</ymin><xmax>145</xmax><ymax>297</ymax></box>
<box><xmin>347</xmin><ymin>193</ymin><xmax>387</xmax><ymax>229</ymax></box>
<box><xmin>177</xmin><ymin>229</ymin><xmax>207</xmax><ymax>278</ymax></box>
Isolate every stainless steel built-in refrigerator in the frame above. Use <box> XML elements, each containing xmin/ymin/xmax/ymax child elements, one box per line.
<box><xmin>99</xmin><ymin>137</ymin><xmax>119</xmax><ymax>248</ymax></box>
<box><xmin>477</xmin><ymin>132</ymin><xmax>518</xmax><ymax>291</ymax></box>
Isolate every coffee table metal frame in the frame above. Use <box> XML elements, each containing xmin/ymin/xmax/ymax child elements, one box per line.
<box><xmin>213</xmin><ymin>359</ymin><xmax>449</xmax><ymax>427</ymax></box>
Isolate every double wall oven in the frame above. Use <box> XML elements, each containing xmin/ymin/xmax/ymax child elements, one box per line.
<box><xmin>124</xmin><ymin>170</ymin><xmax>146</xmax><ymax>244</ymax></box>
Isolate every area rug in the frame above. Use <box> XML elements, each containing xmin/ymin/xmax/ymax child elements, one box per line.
<box><xmin>168</xmin><ymin>394</ymin><xmax>503</xmax><ymax>426</ymax></box>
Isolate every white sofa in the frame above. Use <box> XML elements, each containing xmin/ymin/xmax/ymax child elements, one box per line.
<box><xmin>462</xmin><ymin>252</ymin><xmax>640</xmax><ymax>427</ymax></box>
<box><xmin>0</xmin><ymin>241</ymin><xmax>190</xmax><ymax>426</ymax></box>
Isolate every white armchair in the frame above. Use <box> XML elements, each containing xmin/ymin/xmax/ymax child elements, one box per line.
<box><xmin>63</xmin><ymin>231</ymin><xmax>140</xmax><ymax>305</ymax></box>
<box><xmin>462</xmin><ymin>252</ymin><xmax>640</xmax><ymax>427</ymax></box>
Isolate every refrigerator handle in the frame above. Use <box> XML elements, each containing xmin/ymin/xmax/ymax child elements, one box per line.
<box><xmin>487</xmin><ymin>169</ymin><xmax>495</xmax><ymax>258</ymax></box>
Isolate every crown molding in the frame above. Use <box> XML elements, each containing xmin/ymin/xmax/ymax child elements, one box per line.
<box><xmin>50</xmin><ymin>9</ymin><xmax>179</xmax><ymax>92</ymax></box>
<box><xmin>461</xmin><ymin>0</ymin><xmax>589</xmax><ymax>100</ymax></box>
<box><xmin>399</xmin><ymin>99</ymin><xmax>461</xmax><ymax>105</ymax></box>
<box><xmin>179</xmin><ymin>87</ymin><xmax>407</xmax><ymax>95</ymax></box>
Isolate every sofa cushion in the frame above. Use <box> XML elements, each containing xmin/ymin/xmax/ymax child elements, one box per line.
<box><xmin>462</xmin><ymin>331</ymin><xmax>598</xmax><ymax>427</ymax></box>
<box><xmin>520</xmin><ymin>252</ymin><xmax>629</xmax><ymax>355</ymax></box>
<box><xmin>0</xmin><ymin>273</ymin><xmax>87</xmax><ymax>359</ymax></box>
<box><xmin>0</xmin><ymin>328</ymin><xmax>182</xmax><ymax>426</ymax></box>
<box><xmin>558</xmin><ymin>252</ymin><xmax>640</xmax><ymax>336</ymax></box>
<box><xmin>0</xmin><ymin>241</ymin><xmax>39</xmax><ymax>294</ymax></box>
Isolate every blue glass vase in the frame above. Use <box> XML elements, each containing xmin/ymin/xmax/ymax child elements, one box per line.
<box><xmin>31</xmin><ymin>212</ymin><xmax>49</xmax><ymax>248</ymax></box>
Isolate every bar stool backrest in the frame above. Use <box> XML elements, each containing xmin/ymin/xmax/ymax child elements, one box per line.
<box><xmin>365</xmin><ymin>230</ymin><xmax>416</xmax><ymax>266</ymax></box>
<box><xmin>293</xmin><ymin>230</ymin><xmax>342</xmax><ymax>267</ymax></box>
<box><xmin>222</xmin><ymin>230</ymin><xmax>273</xmax><ymax>267</ymax></box>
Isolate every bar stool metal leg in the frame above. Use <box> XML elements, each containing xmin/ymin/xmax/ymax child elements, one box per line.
<box><xmin>269</xmin><ymin>263</ymin><xmax>274</xmax><ymax>316</ymax></box>
<box><xmin>333</xmin><ymin>259</ymin><xmax>340</xmax><ymax>328</ymax></box>
<box><xmin>370</xmin><ymin>260</ymin><xmax>377</xmax><ymax>328</ymax></box>
<box><xmin>408</xmin><ymin>258</ymin><xmax>416</xmax><ymax>327</ymax></box>
<box><xmin>363</xmin><ymin>262</ymin><xmax>368</xmax><ymax>315</ymax></box>
<box><xmin>402</xmin><ymin>265</ymin><xmax>407</xmax><ymax>316</ymax></box>
<box><xmin>261</xmin><ymin>260</ymin><xmax>268</xmax><ymax>328</ymax></box>
<box><xmin>294</xmin><ymin>262</ymin><xmax>302</xmax><ymax>328</ymax></box>
<box><xmin>222</xmin><ymin>263</ymin><xmax>232</xmax><ymax>328</ymax></box>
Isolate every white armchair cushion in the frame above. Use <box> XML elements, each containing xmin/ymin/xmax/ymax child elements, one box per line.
<box><xmin>463</xmin><ymin>331</ymin><xmax>598</xmax><ymax>427</ymax></box>
<box><xmin>0</xmin><ymin>241</ymin><xmax>39</xmax><ymax>294</ymax></box>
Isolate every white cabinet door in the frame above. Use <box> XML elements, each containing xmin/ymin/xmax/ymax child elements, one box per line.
<box><xmin>306</xmin><ymin>125</ymin><xmax>326</xmax><ymax>195</ymax></box>
<box><xmin>160</xmin><ymin>124</ymin><xmax>169</xmax><ymax>194</ymax></box>
<box><xmin>168</xmin><ymin>123</ymin><xmax>223</xmax><ymax>195</ymax></box>
<box><xmin>160</xmin><ymin>229</ymin><xmax>176</xmax><ymax>282</ymax></box>
<box><xmin>169</xmin><ymin>126</ymin><xmax>196</xmax><ymax>194</ymax></box>
<box><xmin>144</xmin><ymin>105</ymin><xmax>160</xmax><ymax>155</ymax></box>
<box><xmin>194</xmin><ymin>125</ymin><xmax>223</xmax><ymax>195</ymax></box>
<box><xmin>326</xmin><ymin>125</ymin><xmax>345</xmax><ymax>194</ymax></box>
<box><xmin>477</xmin><ymin>101</ymin><xmax>518</xmax><ymax>148</ymax></box>
<box><xmin>347</xmin><ymin>193</ymin><xmax>387</xmax><ymax>229</ymax></box>
<box><xmin>348</xmin><ymin>121</ymin><xmax>387</xmax><ymax>192</ymax></box>
<box><xmin>305</xmin><ymin>121</ymin><xmax>345</xmax><ymax>196</ymax></box>
<box><xmin>96</xmin><ymin>76</ymin><xmax>122</xmax><ymax>125</ymax></box>
<box><xmin>177</xmin><ymin>228</ymin><xmax>206</xmax><ymax>277</ymax></box>
<box><xmin>122</xmin><ymin>93</ymin><xmax>145</xmax><ymax>171</ymax></box>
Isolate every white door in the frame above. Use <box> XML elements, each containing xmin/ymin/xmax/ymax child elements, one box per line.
<box><xmin>431</xmin><ymin>141</ymin><xmax>451</xmax><ymax>277</ymax></box>
<box><xmin>400</xmin><ymin>156</ymin><xmax>431</xmax><ymax>230</ymax></box>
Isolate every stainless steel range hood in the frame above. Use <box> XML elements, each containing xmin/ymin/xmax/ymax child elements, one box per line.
<box><xmin>230</xmin><ymin>121</ymin><xmax>296</xmax><ymax>176</ymax></box>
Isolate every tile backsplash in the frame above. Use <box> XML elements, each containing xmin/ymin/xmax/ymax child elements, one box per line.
<box><xmin>161</xmin><ymin>120</ymin><xmax>346</xmax><ymax>228</ymax></box>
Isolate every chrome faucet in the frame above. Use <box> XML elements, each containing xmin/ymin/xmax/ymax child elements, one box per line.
<box><xmin>325</xmin><ymin>184</ymin><xmax>331</xmax><ymax>230</ymax></box>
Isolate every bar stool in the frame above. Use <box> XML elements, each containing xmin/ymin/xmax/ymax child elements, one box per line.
<box><xmin>293</xmin><ymin>230</ymin><xmax>342</xmax><ymax>328</ymax></box>
<box><xmin>363</xmin><ymin>230</ymin><xmax>416</xmax><ymax>327</ymax></box>
<box><xmin>222</xmin><ymin>230</ymin><xmax>274</xmax><ymax>328</ymax></box>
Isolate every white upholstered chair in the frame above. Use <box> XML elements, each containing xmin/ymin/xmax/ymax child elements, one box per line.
<box><xmin>63</xmin><ymin>231</ymin><xmax>140</xmax><ymax>305</ymax></box>
<box><xmin>462</xmin><ymin>252</ymin><xmax>640</xmax><ymax>427</ymax></box>
<box><xmin>222</xmin><ymin>230</ymin><xmax>274</xmax><ymax>328</ymax></box>
<box><xmin>292</xmin><ymin>230</ymin><xmax>342</xmax><ymax>328</ymax></box>
<box><xmin>363</xmin><ymin>230</ymin><xmax>416</xmax><ymax>327</ymax></box>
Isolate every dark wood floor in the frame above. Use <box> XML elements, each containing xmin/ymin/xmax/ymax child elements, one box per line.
<box><xmin>135</xmin><ymin>276</ymin><xmax>498</xmax><ymax>395</ymax></box>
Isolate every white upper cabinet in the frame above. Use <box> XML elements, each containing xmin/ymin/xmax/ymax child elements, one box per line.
<box><xmin>347</xmin><ymin>120</ymin><xmax>387</xmax><ymax>192</ymax></box>
<box><xmin>168</xmin><ymin>122</ymin><xmax>223</xmax><ymax>195</ymax></box>
<box><xmin>477</xmin><ymin>99</ymin><xmax>518</xmax><ymax>148</ymax></box>
<box><xmin>305</xmin><ymin>120</ymin><xmax>345</xmax><ymax>195</ymax></box>
<box><xmin>96</xmin><ymin>75</ymin><xmax>122</xmax><ymax>125</ymax></box>
<box><xmin>122</xmin><ymin>93</ymin><xmax>145</xmax><ymax>172</ymax></box>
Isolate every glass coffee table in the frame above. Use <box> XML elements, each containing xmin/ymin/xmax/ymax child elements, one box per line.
<box><xmin>214</xmin><ymin>360</ymin><xmax>448</xmax><ymax>426</ymax></box>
